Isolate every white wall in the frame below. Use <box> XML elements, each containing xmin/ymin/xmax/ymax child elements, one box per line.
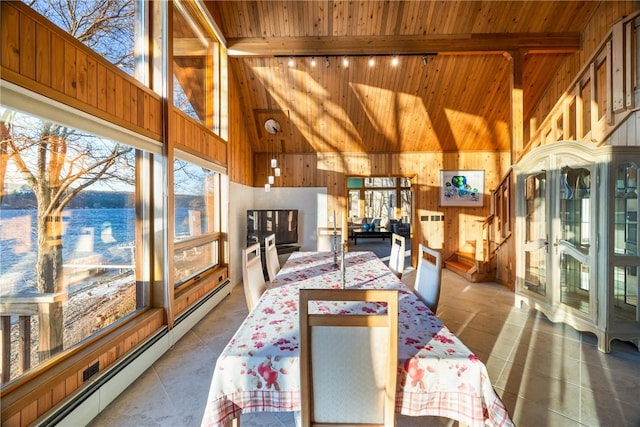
<box><xmin>228</xmin><ymin>182</ymin><xmax>255</xmax><ymax>287</ymax></box>
<box><xmin>253</xmin><ymin>187</ymin><xmax>327</xmax><ymax>251</ymax></box>
<box><xmin>228</xmin><ymin>184</ymin><xmax>327</xmax><ymax>286</ymax></box>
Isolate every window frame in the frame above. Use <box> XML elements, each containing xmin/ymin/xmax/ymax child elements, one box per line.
<box><xmin>172</xmin><ymin>150</ymin><xmax>226</xmax><ymax>289</ymax></box>
<box><xmin>0</xmin><ymin>81</ymin><xmax>158</xmax><ymax>387</ymax></box>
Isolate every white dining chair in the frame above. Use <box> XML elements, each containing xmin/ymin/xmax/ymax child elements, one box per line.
<box><xmin>388</xmin><ymin>233</ymin><xmax>405</xmax><ymax>278</ymax></box>
<box><xmin>413</xmin><ymin>244</ymin><xmax>443</xmax><ymax>314</ymax></box>
<box><xmin>264</xmin><ymin>233</ymin><xmax>280</xmax><ymax>282</ymax></box>
<box><xmin>242</xmin><ymin>242</ymin><xmax>267</xmax><ymax>311</ymax></box>
<box><xmin>299</xmin><ymin>288</ymin><xmax>399</xmax><ymax>427</ymax></box>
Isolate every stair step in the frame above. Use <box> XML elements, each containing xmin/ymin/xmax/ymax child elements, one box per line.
<box><xmin>445</xmin><ymin>260</ymin><xmax>472</xmax><ymax>275</ymax></box>
<box><xmin>453</xmin><ymin>252</ymin><xmax>476</xmax><ymax>266</ymax></box>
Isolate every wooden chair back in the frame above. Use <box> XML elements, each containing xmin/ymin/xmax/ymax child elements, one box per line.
<box><xmin>264</xmin><ymin>233</ymin><xmax>281</xmax><ymax>282</ymax></box>
<box><xmin>388</xmin><ymin>233</ymin><xmax>405</xmax><ymax>278</ymax></box>
<box><xmin>413</xmin><ymin>244</ymin><xmax>443</xmax><ymax>313</ymax></box>
<box><xmin>241</xmin><ymin>242</ymin><xmax>267</xmax><ymax>311</ymax></box>
<box><xmin>299</xmin><ymin>288</ymin><xmax>399</xmax><ymax>427</ymax></box>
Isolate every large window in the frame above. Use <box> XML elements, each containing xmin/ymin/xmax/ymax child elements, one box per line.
<box><xmin>173</xmin><ymin>155</ymin><xmax>224</xmax><ymax>287</ymax></box>
<box><xmin>172</xmin><ymin>0</ymin><xmax>227</xmax><ymax>134</ymax></box>
<box><xmin>0</xmin><ymin>105</ymin><xmax>149</xmax><ymax>385</ymax></box>
<box><xmin>23</xmin><ymin>0</ymin><xmax>137</xmax><ymax>77</ymax></box>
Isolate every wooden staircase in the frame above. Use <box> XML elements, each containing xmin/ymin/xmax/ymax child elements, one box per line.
<box><xmin>444</xmin><ymin>240</ymin><xmax>493</xmax><ymax>283</ymax></box>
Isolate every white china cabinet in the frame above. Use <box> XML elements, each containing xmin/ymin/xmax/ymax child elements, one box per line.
<box><xmin>514</xmin><ymin>141</ymin><xmax>639</xmax><ymax>352</ymax></box>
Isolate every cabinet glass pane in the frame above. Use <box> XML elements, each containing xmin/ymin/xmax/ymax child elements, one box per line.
<box><xmin>614</xmin><ymin>265</ymin><xmax>639</xmax><ymax>321</ymax></box>
<box><xmin>560</xmin><ymin>253</ymin><xmax>590</xmax><ymax>314</ymax></box>
<box><xmin>614</xmin><ymin>163</ymin><xmax>638</xmax><ymax>256</ymax></box>
<box><xmin>524</xmin><ymin>172</ymin><xmax>547</xmax><ymax>296</ymax></box>
<box><xmin>559</xmin><ymin>166</ymin><xmax>591</xmax><ymax>253</ymax></box>
<box><xmin>524</xmin><ymin>249</ymin><xmax>547</xmax><ymax>296</ymax></box>
<box><xmin>525</xmin><ymin>173</ymin><xmax>546</xmax><ymax>242</ymax></box>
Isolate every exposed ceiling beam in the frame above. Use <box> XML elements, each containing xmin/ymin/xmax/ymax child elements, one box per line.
<box><xmin>227</xmin><ymin>33</ymin><xmax>581</xmax><ymax>57</ymax></box>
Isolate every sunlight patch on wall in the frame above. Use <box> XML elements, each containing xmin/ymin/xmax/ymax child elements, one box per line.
<box><xmin>251</xmin><ymin>66</ymin><xmax>357</xmax><ymax>153</ymax></box>
<box><xmin>444</xmin><ymin>108</ymin><xmax>509</xmax><ymax>151</ymax></box>
<box><xmin>350</xmin><ymin>83</ymin><xmax>434</xmax><ymax>150</ymax></box>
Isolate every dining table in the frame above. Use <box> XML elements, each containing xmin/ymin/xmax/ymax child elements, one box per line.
<box><xmin>201</xmin><ymin>251</ymin><xmax>513</xmax><ymax>427</ymax></box>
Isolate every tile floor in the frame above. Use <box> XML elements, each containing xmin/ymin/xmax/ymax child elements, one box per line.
<box><xmin>90</xmin><ymin>266</ymin><xmax>640</xmax><ymax>427</ymax></box>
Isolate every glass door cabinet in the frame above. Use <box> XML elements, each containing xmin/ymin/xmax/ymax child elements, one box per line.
<box><xmin>515</xmin><ymin>141</ymin><xmax>640</xmax><ymax>352</ymax></box>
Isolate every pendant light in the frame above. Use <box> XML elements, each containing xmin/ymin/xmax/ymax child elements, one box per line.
<box><xmin>264</xmin><ymin>118</ymin><xmax>281</xmax><ymax>192</ymax></box>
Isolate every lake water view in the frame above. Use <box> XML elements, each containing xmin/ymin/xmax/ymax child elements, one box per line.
<box><xmin>0</xmin><ymin>208</ymin><xmax>136</xmax><ymax>295</ymax></box>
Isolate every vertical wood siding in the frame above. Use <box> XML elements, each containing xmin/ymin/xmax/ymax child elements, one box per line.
<box><xmin>254</xmin><ymin>151</ymin><xmax>511</xmax><ymax>262</ymax></box>
<box><xmin>1</xmin><ymin>2</ymin><xmax>163</xmax><ymax>141</ymax></box>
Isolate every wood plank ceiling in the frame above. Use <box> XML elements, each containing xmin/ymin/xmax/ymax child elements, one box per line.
<box><xmin>205</xmin><ymin>1</ymin><xmax>600</xmax><ymax>154</ymax></box>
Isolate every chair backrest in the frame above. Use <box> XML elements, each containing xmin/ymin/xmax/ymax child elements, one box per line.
<box><xmin>264</xmin><ymin>233</ymin><xmax>281</xmax><ymax>282</ymax></box>
<box><xmin>413</xmin><ymin>244</ymin><xmax>443</xmax><ymax>313</ymax></box>
<box><xmin>299</xmin><ymin>289</ymin><xmax>399</xmax><ymax>427</ymax></box>
<box><xmin>241</xmin><ymin>242</ymin><xmax>267</xmax><ymax>311</ymax></box>
<box><xmin>388</xmin><ymin>233</ymin><xmax>405</xmax><ymax>278</ymax></box>
<box><xmin>317</xmin><ymin>227</ymin><xmax>342</xmax><ymax>252</ymax></box>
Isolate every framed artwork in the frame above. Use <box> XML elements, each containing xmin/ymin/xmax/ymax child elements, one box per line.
<box><xmin>440</xmin><ymin>170</ymin><xmax>484</xmax><ymax>207</ymax></box>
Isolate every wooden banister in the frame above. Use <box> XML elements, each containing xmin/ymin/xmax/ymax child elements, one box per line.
<box><xmin>523</xmin><ymin>11</ymin><xmax>640</xmax><ymax>157</ymax></box>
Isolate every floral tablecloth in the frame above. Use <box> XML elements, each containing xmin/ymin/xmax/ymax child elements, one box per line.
<box><xmin>201</xmin><ymin>251</ymin><xmax>513</xmax><ymax>427</ymax></box>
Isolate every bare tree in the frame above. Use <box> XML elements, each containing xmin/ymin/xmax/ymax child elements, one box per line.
<box><xmin>1</xmin><ymin>109</ymin><xmax>133</xmax><ymax>357</ymax></box>
<box><xmin>2</xmin><ymin>0</ymin><xmax>135</xmax><ymax>358</ymax></box>
<box><xmin>26</xmin><ymin>0</ymin><xmax>135</xmax><ymax>72</ymax></box>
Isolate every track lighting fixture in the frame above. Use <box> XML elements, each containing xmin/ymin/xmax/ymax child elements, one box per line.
<box><xmin>276</xmin><ymin>53</ymin><xmax>436</xmax><ymax>70</ymax></box>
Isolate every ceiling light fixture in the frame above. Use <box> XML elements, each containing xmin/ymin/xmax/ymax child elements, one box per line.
<box><xmin>276</xmin><ymin>53</ymin><xmax>437</xmax><ymax>69</ymax></box>
<box><xmin>264</xmin><ymin>119</ymin><xmax>282</xmax><ymax>192</ymax></box>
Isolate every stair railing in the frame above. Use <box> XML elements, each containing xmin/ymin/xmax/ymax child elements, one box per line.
<box><xmin>524</xmin><ymin>11</ymin><xmax>640</xmax><ymax>155</ymax></box>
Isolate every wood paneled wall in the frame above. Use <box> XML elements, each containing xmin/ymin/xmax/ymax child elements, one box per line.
<box><xmin>174</xmin><ymin>268</ymin><xmax>228</xmax><ymax>315</ymax></box>
<box><xmin>1</xmin><ymin>1</ymin><xmax>162</xmax><ymax>141</ymax></box>
<box><xmin>255</xmin><ymin>151</ymin><xmax>511</xmax><ymax>261</ymax></box>
<box><xmin>227</xmin><ymin>66</ymin><xmax>254</xmax><ymax>186</ymax></box>
<box><xmin>1</xmin><ymin>310</ymin><xmax>164</xmax><ymax>427</ymax></box>
<box><xmin>609</xmin><ymin>110</ymin><xmax>640</xmax><ymax>146</ymax></box>
<box><xmin>170</xmin><ymin>109</ymin><xmax>227</xmax><ymax>166</ymax></box>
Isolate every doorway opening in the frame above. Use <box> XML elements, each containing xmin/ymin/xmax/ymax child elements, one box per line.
<box><xmin>346</xmin><ymin>176</ymin><xmax>413</xmax><ymax>267</ymax></box>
